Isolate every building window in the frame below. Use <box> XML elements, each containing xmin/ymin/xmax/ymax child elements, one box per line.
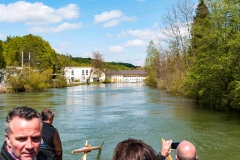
<box><xmin>71</xmin><ymin>70</ymin><xmax>74</xmax><ymax>75</ymax></box>
<box><xmin>86</xmin><ymin>70</ymin><xmax>88</xmax><ymax>75</ymax></box>
<box><xmin>82</xmin><ymin>70</ymin><xmax>84</xmax><ymax>75</ymax></box>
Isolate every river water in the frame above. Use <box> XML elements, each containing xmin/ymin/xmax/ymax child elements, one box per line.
<box><xmin>0</xmin><ymin>83</ymin><xmax>240</xmax><ymax>160</ymax></box>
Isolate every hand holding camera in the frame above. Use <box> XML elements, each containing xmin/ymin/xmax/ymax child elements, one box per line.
<box><xmin>171</xmin><ymin>142</ymin><xmax>180</xmax><ymax>149</ymax></box>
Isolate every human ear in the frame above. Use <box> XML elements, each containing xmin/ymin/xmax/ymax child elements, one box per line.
<box><xmin>5</xmin><ymin>133</ymin><xmax>11</xmax><ymax>148</ymax></box>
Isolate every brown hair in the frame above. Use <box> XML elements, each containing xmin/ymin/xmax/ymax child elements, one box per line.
<box><xmin>5</xmin><ymin>106</ymin><xmax>42</xmax><ymax>134</ymax></box>
<box><xmin>112</xmin><ymin>138</ymin><xmax>158</xmax><ymax>160</ymax></box>
<box><xmin>41</xmin><ymin>109</ymin><xmax>54</xmax><ymax>121</ymax></box>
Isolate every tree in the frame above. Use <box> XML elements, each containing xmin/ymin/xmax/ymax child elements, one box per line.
<box><xmin>185</xmin><ymin>0</ymin><xmax>240</xmax><ymax>110</ymax></box>
<box><xmin>3</xmin><ymin>34</ymin><xmax>58</xmax><ymax>70</ymax></box>
<box><xmin>0</xmin><ymin>40</ymin><xmax>6</xmax><ymax>69</ymax></box>
<box><xmin>161</xmin><ymin>0</ymin><xmax>195</xmax><ymax>70</ymax></box>
<box><xmin>190</xmin><ymin>0</ymin><xmax>210</xmax><ymax>56</ymax></box>
<box><xmin>91</xmin><ymin>52</ymin><xmax>105</xmax><ymax>82</ymax></box>
<box><xmin>56</xmin><ymin>53</ymin><xmax>73</xmax><ymax>75</ymax></box>
<box><xmin>144</xmin><ymin>41</ymin><xmax>160</xmax><ymax>87</ymax></box>
<box><xmin>145</xmin><ymin>0</ymin><xmax>195</xmax><ymax>93</ymax></box>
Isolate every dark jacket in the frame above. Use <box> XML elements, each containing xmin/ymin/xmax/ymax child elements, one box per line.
<box><xmin>39</xmin><ymin>122</ymin><xmax>62</xmax><ymax>160</ymax></box>
<box><xmin>157</xmin><ymin>152</ymin><xmax>166</xmax><ymax>160</ymax></box>
<box><xmin>0</xmin><ymin>142</ymin><xmax>46</xmax><ymax>160</ymax></box>
<box><xmin>0</xmin><ymin>142</ymin><xmax>14</xmax><ymax>160</ymax></box>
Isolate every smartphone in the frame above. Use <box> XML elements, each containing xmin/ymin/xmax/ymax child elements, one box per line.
<box><xmin>171</xmin><ymin>142</ymin><xmax>180</xmax><ymax>149</ymax></box>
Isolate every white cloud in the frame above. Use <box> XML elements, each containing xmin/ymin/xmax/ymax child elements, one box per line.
<box><xmin>103</xmin><ymin>19</ymin><xmax>120</xmax><ymax>27</ymax></box>
<box><xmin>0</xmin><ymin>1</ymin><xmax>79</xmax><ymax>25</ymax></box>
<box><xmin>124</xmin><ymin>39</ymin><xmax>145</xmax><ymax>47</ymax></box>
<box><xmin>108</xmin><ymin>45</ymin><xmax>123</xmax><ymax>53</ymax></box>
<box><xmin>94</xmin><ymin>10</ymin><xmax>122</xmax><ymax>23</ymax></box>
<box><xmin>55</xmin><ymin>4</ymin><xmax>79</xmax><ymax>19</ymax></box>
<box><xmin>120</xmin><ymin>16</ymin><xmax>136</xmax><ymax>22</ymax></box>
<box><xmin>94</xmin><ymin>10</ymin><xmax>135</xmax><ymax>27</ymax></box>
<box><xmin>119</xmin><ymin>29</ymin><xmax>156</xmax><ymax>39</ymax></box>
<box><xmin>29</xmin><ymin>22</ymin><xmax>82</xmax><ymax>33</ymax></box>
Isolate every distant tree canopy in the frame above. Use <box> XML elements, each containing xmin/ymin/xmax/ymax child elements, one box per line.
<box><xmin>71</xmin><ymin>57</ymin><xmax>138</xmax><ymax>70</ymax></box>
<box><xmin>1</xmin><ymin>34</ymin><xmax>139</xmax><ymax>91</ymax></box>
<box><xmin>71</xmin><ymin>57</ymin><xmax>92</xmax><ymax>66</ymax></box>
<box><xmin>106</xmin><ymin>62</ymin><xmax>138</xmax><ymax>70</ymax></box>
<box><xmin>144</xmin><ymin>41</ymin><xmax>160</xmax><ymax>87</ymax></box>
<box><xmin>0</xmin><ymin>40</ymin><xmax>6</xmax><ymax>69</ymax></box>
<box><xmin>2</xmin><ymin>34</ymin><xmax>138</xmax><ymax>71</ymax></box>
<box><xmin>144</xmin><ymin>0</ymin><xmax>240</xmax><ymax>110</ymax></box>
<box><xmin>3</xmin><ymin>34</ymin><xmax>58</xmax><ymax>70</ymax></box>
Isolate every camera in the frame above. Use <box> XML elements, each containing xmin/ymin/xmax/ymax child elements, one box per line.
<box><xmin>171</xmin><ymin>142</ymin><xmax>180</xmax><ymax>149</ymax></box>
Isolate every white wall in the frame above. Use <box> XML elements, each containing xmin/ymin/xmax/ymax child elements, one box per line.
<box><xmin>65</xmin><ymin>67</ymin><xmax>105</xmax><ymax>84</ymax></box>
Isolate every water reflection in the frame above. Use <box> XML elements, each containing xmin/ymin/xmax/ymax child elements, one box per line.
<box><xmin>0</xmin><ymin>83</ymin><xmax>240</xmax><ymax>160</ymax></box>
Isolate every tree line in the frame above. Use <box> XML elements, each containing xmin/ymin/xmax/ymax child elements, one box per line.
<box><xmin>144</xmin><ymin>0</ymin><xmax>240</xmax><ymax>110</ymax></box>
<box><xmin>0</xmin><ymin>34</ymin><xmax>139</xmax><ymax>91</ymax></box>
<box><xmin>71</xmin><ymin>57</ymin><xmax>139</xmax><ymax>70</ymax></box>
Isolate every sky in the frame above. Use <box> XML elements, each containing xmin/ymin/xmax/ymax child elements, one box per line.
<box><xmin>0</xmin><ymin>0</ymin><xmax>198</xmax><ymax>66</ymax></box>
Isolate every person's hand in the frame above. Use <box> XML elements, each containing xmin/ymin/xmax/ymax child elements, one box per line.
<box><xmin>160</xmin><ymin>140</ymin><xmax>172</xmax><ymax>157</ymax></box>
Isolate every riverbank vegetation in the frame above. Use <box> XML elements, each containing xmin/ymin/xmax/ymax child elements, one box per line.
<box><xmin>0</xmin><ymin>34</ymin><xmax>139</xmax><ymax>92</ymax></box>
<box><xmin>144</xmin><ymin>0</ymin><xmax>240</xmax><ymax>110</ymax></box>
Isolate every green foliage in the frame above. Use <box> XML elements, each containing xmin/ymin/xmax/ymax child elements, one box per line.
<box><xmin>143</xmin><ymin>0</ymin><xmax>240</xmax><ymax>110</ymax></box>
<box><xmin>71</xmin><ymin>57</ymin><xmax>91</xmax><ymax>66</ymax></box>
<box><xmin>228</xmin><ymin>81</ymin><xmax>240</xmax><ymax>110</ymax></box>
<box><xmin>55</xmin><ymin>54</ymin><xmax>78</xmax><ymax>74</ymax></box>
<box><xmin>71</xmin><ymin>57</ymin><xmax>137</xmax><ymax>70</ymax></box>
<box><xmin>3</xmin><ymin>34</ymin><xmax>58</xmax><ymax>70</ymax></box>
<box><xmin>190</xmin><ymin>0</ymin><xmax>211</xmax><ymax>55</ymax></box>
<box><xmin>144</xmin><ymin>41</ymin><xmax>160</xmax><ymax>87</ymax></box>
<box><xmin>0</xmin><ymin>41</ymin><xmax>6</xmax><ymax>69</ymax></box>
<box><xmin>103</xmin><ymin>78</ymin><xmax>111</xmax><ymax>83</ymax></box>
<box><xmin>53</xmin><ymin>75</ymin><xmax>67</xmax><ymax>88</ymax></box>
<box><xmin>7</xmin><ymin>68</ymin><xmax>52</xmax><ymax>92</ymax></box>
<box><xmin>106</xmin><ymin>62</ymin><xmax>137</xmax><ymax>70</ymax></box>
<box><xmin>185</xmin><ymin>0</ymin><xmax>240</xmax><ymax>110</ymax></box>
<box><xmin>8</xmin><ymin>76</ymin><xmax>25</xmax><ymax>92</ymax></box>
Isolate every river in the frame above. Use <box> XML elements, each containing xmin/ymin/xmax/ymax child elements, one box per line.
<box><xmin>0</xmin><ymin>83</ymin><xmax>240</xmax><ymax>160</ymax></box>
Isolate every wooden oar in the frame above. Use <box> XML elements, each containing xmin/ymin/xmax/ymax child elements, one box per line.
<box><xmin>72</xmin><ymin>140</ymin><xmax>104</xmax><ymax>160</ymax></box>
<box><xmin>161</xmin><ymin>138</ymin><xmax>172</xmax><ymax>160</ymax></box>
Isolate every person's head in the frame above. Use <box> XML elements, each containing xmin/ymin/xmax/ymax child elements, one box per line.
<box><xmin>176</xmin><ymin>141</ymin><xmax>197</xmax><ymax>160</ymax></box>
<box><xmin>112</xmin><ymin>138</ymin><xmax>158</xmax><ymax>160</ymax></box>
<box><xmin>41</xmin><ymin>109</ymin><xmax>54</xmax><ymax>124</ymax></box>
<box><xmin>5</xmin><ymin>106</ymin><xmax>42</xmax><ymax>160</ymax></box>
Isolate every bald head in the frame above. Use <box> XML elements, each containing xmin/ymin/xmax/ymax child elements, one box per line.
<box><xmin>176</xmin><ymin>141</ymin><xmax>197</xmax><ymax>160</ymax></box>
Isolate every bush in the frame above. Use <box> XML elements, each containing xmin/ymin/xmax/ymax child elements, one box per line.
<box><xmin>103</xmin><ymin>78</ymin><xmax>111</xmax><ymax>83</ymax></box>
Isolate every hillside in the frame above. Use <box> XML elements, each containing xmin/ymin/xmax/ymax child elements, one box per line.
<box><xmin>71</xmin><ymin>57</ymin><xmax>142</xmax><ymax>70</ymax></box>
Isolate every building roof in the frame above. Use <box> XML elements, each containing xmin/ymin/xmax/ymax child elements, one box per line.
<box><xmin>105</xmin><ymin>70</ymin><xmax>147</xmax><ymax>75</ymax></box>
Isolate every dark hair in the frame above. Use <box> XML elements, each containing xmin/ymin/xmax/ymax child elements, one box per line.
<box><xmin>112</xmin><ymin>138</ymin><xmax>158</xmax><ymax>160</ymax></box>
<box><xmin>41</xmin><ymin>109</ymin><xmax>54</xmax><ymax>121</ymax></box>
<box><xmin>5</xmin><ymin>106</ymin><xmax>42</xmax><ymax>134</ymax></box>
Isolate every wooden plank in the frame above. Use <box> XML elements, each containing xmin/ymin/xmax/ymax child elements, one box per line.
<box><xmin>72</xmin><ymin>141</ymin><xmax>104</xmax><ymax>154</ymax></box>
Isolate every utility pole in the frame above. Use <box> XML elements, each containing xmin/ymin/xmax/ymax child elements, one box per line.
<box><xmin>29</xmin><ymin>52</ymin><xmax>30</xmax><ymax>68</ymax></box>
<box><xmin>22</xmin><ymin>51</ymin><xmax>23</xmax><ymax>68</ymax></box>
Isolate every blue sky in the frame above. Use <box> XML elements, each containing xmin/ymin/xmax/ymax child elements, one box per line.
<box><xmin>0</xmin><ymin>0</ymin><xmax>198</xmax><ymax>66</ymax></box>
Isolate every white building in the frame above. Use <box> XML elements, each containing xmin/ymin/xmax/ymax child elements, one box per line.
<box><xmin>65</xmin><ymin>67</ymin><xmax>147</xmax><ymax>84</ymax></box>
<box><xmin>105</xmin><ymin>70</ymin><xmax>147</xmax><ymax>83</ymax></box>
<box><xmin>64</xmin><ymin>67</ymin><xmax>105</xmax><ymax>84</ymax></box>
